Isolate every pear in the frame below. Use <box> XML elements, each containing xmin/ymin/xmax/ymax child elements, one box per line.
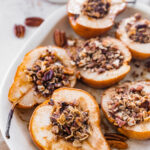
<box><xmin>8</xmin><ymin>46</ymin><xmax>76</xmax><ymax>108</ymax></box>
<box><xmin>29</xmin><ymin>87</ymin><xmax>110</xmax><ymax>150</ymax></box>
<box><xmin>116</xmin><ymin>13</ymin><xmax>150</xmax><ymax>60</ymax></box>
<box><xmin>101</xmin><ymin>81</ymin><xmax>150</xmax><ymax>140</ymax></box>
<box><xmin>6</xmin><ymin>46</ymin><xmax>76</xmax><ymax>138</ymax></box>
<box><xmin>68</xmin><ymin>0</ymin><xmax>126</xmax><ymax>38</ymax></box>
<box><xmin>71</xmin><ymin>36</ymin><xmax>131</xmax><ymax>88</ymax></box>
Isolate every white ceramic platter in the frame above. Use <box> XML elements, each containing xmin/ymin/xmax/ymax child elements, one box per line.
<box><xmin>0</xmin><ymin>3</ymin><xmax>150</xmax><ymax>150</ymax></box>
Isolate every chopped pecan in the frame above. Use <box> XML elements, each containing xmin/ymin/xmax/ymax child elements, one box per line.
<box><xmin>25</xmin><ymin>17</ymin><xmax>44</xmax><ymax>27</ymax></box>
<box><xmin>136</xmin><ymin>85</ymin><xmax>144</xmax><ymax>91</ymax></box>
<box><xmin>54</xmin><ymin>29</ymin><xmax>67</xmax><ymax>47</ymax></box>
<box><xmin>74</xmin><ymin>37</ymin><xmax>124</xmax><ymax>74</ymax></box>
<box><xmin>42</xmin><ymin>70</ymin><xmax>54</xmax><ymax>81</ymax></box>
<box><xmin>14</xmin><ymin>25</ymin><xmax>25</xmax><ymax>38</ymax></box>
<box><xmin>115</xmin><ymin>118</ymin><xmax>126</xmax><ymax>127</ymax></box>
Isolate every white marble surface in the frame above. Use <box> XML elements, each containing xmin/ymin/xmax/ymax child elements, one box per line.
<box><xmin>0</xmin><ymin>0</ymin><xmax>149</xmax><ymax>150</ymax></box>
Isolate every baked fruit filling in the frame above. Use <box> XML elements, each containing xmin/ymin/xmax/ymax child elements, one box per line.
<box><xmin>25</xmin><ymin>50</ymin><xmax>74</xmax><ymax>97</ymax></box>
<box><xmin>73</xmin><ymin>38</ymin><xmax>124</xmax><ymax>74</ymax></box>
<box><xmin>108</xmin><ymin>85</ymin><xmax>150</xmax><ymax>127</ymax></box>
<box><xmin>126</xmin><ymin>19</ymin><xmax>150</xmax><ymax>43</ymax></box>
<box><xmin>50</xmin><ymin>100</ymin><xmax>90</xmax><ymax>147</ymax></box>
<box><xmin>82</xmin><ymin>0</ymin><xmax>110</xmax><ymax>19</ymax></box>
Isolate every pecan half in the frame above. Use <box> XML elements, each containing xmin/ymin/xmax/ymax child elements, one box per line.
<box><xmin>107</xmin><ymin>140</ymin><xmax>128</xmax><ymax>149</ymax></box>
<box><xmin>104</xmin><ymin>133</ymin><xmax>128</xmax><ymax>142</ymax></box>
<box><xmin>14</xmin><ymin>25</ymin><xmax>25</xmax><ymax>38</ymax></box>
<box><xmin>25</xmin><ymin>17</ymin><xmax>44</xmax><ymax>27</ymax></box>
<box><xmin>54</xmin><ymin>29</ymin><xmax>67</xmax><ymax>47</ymax></box>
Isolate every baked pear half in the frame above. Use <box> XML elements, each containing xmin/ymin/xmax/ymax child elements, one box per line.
<box><xmin>116</xmin><ymin>13</ymin><xmax>150</xmax><ymax>60</ymax></box>
<box><xmin>29</xmin><ymin>88</ymin><xmax>110</xmax><ymax>150</ymax></box>
<box><xmin>68</xmin><ymin>0</ymin><xmax>126</xmax><ymax>38</ymax></box>
<box><xmin>71</xmin><ymin>36</ymin><xmax>131</xmax><ymax>88</ymax></box>
<box><xmin>8</xmin><ymin>46</ymin><xmax>76</xmax><ymax>108</ymax></box>
<box><xmin>101</xmin><ymin>81</ymin><xmax>150</xmax><ymax>140</ymax></box>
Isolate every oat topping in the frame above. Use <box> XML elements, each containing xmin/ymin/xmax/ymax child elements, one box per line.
<box><xmin>82</xmin><ymin>0</ymin><xmax>110</xmax><ymax>19</ymax></box>
<box><xmin>25</xmin><ymin>50</ymin><xmax>73</xmax><ymax>97</ymax></box>
<box><xmin>126</xmin><ymin>22</ymin><xmax>150</xmax><ymax>43</ymax></box>
<box><xmin>73</xmin><ymin>38</ymin><xmax>124</xmax><ymax>74</ymax></box>
<box><xmin>108</xmin><ymin>85</ymin><xmax>150</xmax><ymax>127</ymax></box>
<box><xmin>50</xmin><ymin>100</ymin><xmax>90</xmax><ymax>147</ymax></box>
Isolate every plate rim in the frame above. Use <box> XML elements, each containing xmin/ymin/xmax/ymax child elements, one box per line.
<box><xmin>0</xmin><ymin>2</ymin><xmax>150</xmax><ymax>150</ymax></box>
<box><xmin>0</xmin><ymin>5</ymin><xmax>67</xmax><ymax>150</ymax></box>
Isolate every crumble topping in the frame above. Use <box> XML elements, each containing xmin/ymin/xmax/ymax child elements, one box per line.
<box><xmin>126</xmin><ymin>21</ymin><xmax>150</xmax><ymax>43</ymax></box>
<box><xmin>50</xmin><ymin>100</ymin><xmax>90</xmax><ymax>147</ymax></box>
<box><xmin>108</xmin><ymin>84</ymin><xmax>150</xmax><ymax>127</ymax></box>
<box><xmin>25</xmin><ymin>50</ymin><xmax>73</xmax><ymax>97</ymax></box>
<box><xmin>82</xmin><ymin>0</ymin><xmax>110</xmax><ymax>19</ymax></box>
<box><xmin>73</xmin><ymin>38</ymin><xmax>124</xmax><ymax>74</ymax></box>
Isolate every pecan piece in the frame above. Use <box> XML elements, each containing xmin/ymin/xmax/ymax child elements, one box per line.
<box><xmin>42</xmin><ymin>70</ymin><xmax>54</xmax><ymax>81</ymax></box>
<box><xmin>107</xmin><ymin>140</ymin><xmax>128</xmax><ymax>149</ymax></box>
<box><xmin>14</xmin><ymin>25</ymin><xmax>25</xmax><ymax>38</ymax></box>
<box><xmin>136</xmin><ymin>85</ymin><xmax>144</xmax><ymax>91</ymax></box>
<box><xmin>54</xmin><ymin>29</ymin><xmax>67</xmax><ymax>47</ymax></box>
<box><xmin>25</xmin><ymin>17</ymin><xmax>44</xmax><ymax>27</ymax></box>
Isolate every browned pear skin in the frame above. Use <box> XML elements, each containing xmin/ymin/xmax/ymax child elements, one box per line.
<box><xmin>68</xmin><ymin>15</ymin><xmax>112</xmax><ymax>38</ymax></box>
